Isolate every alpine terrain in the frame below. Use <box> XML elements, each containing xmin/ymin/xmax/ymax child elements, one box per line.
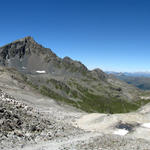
<box><xmin>0</xmin><ymin>37</ymin><xmax>150</xmax><ymax>150</ymax></box>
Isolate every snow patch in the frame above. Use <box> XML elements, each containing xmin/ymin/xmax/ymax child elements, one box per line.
<box><xmin>22</xmin><ymin>67</ymin><xmax>26</xmax><ymax>69</ymax></box>
<box><xmin>36</xmin><ymin>70</ymin><xmax>46</xmax><ymax>74</ymax></box>
<box><xmin>113</xmin><ymin>129</ymin><xmax>129</xmax><ymax>136</ymax></box>
<box><xmin>141</xmin><ymin>123</ymin><xmax>150</xmax><ymax>128</ymax></box>
<box><xmin>140</xmin><ymin>96</ymin><xmax>150</xmax><ymax>100</ymax></box>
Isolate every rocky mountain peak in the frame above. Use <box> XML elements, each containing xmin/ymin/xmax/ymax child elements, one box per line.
<box><xmin>17</xmin><ymin>36</ymin><xmax>42</xmax><ymax>48</ymax></box>
<box><xmin>0</xmin><ymin>36</ymin><xmax>53</xmax><ymax>67</ymax></box>
<box><xmin>63</xmin><ymin>56</ymin><xmax>88</xmax><ymax>72</ymax></box>
<box><xmin>91</xmin><ymin>68</ymin><xmax>108</xmax><ymax>80</ymax></box>
<box><xmin>17</xmin><ymin>36</ymin><xmax>34</xmax><ymax>42</ymax></box>
<box><xmin>0</xmin><ymin>37</ymin><xmax>89</xmax><ymax>75</ymax></box>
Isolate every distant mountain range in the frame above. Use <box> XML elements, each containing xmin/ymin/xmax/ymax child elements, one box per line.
<box><xmin>106</xmin><ymin>71</ymin><xmax>150</xmax><ymax>90</ymax></box>
<box><xmin>0</xmin><ymin>36</ymin><xmax>149</xmax><ymax>113</ymax></box>
<box><xmin>106</xmin><ymin>71</ymin><xmax>150</xmax><ymax>77</ymax></box>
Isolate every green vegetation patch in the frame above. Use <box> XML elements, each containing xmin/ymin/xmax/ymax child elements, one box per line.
<box><xmin>39</xmin><ymin>85</ymin><xmax>78</xmax><ymax>107</ymax></box>
<box><xmin>47</xmin><ymin>79</ymin><xmax>70</xmax><ymax>94</ymax></box>
<box><xmin>78</xmin><ymin>92</ymin><xmax>150</xmax><ymax>113</ymax></box>
<box><xmin>36</xmin><ymin>83</ymin><xmax>150</xmax><ymax>114</ymax></box>
<box><xmin>24</xmin><ymin>76</ymin><xmax>150</xmax><ymax>114</ymax></box>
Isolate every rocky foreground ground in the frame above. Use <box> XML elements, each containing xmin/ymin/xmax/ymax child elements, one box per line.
<box><xmin>0</xmin><ymin>89</ymin><xmax>84</xmax><ymax>150</ymax></box>
<box><xmin>1</xmin><ymin>87</ymin><xmax>150</xmax><ymax>150</ymax></box>
<box><xmin>61</xmin><ymin>134</ymin><xmax>150</xmax><ymax>150</ymax></box>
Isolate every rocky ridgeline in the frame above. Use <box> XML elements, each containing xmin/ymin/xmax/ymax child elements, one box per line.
<box><xmin>0</xmin><ymin>89</ymin><xmax>69</xmax><ymax>149</ymax></box>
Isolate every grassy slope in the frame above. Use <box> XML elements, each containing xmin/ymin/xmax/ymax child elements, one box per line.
<box><xmin>26</xmin><ymin>78</ymin><xmax>150</xmax><ymax>114</ymax></box>
<box><xmin>6</xmin><ymin>68</ymin><xmax>150</xmax><ymax>114</ymax></box>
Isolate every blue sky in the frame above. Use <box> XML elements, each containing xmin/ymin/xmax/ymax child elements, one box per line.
<box><xmin>0</xmin><ymin>0</ymin><xmax>150</xmax><ymax>72</ymax></box>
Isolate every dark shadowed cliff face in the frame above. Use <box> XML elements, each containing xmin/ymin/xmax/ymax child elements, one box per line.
<box><xmin>0</xmin><ymin>36</ymin><xmax>60</xmax><ymax>74</ymax></box>
<box><xmin>0</xmin><ymin>36</ymin><xmax>90</xmax><ymax>77</ymax></box>
<box><xmin>0</xmin><ymin>37</ymin><xmax>144</xmax><ymax>113</ymax></box>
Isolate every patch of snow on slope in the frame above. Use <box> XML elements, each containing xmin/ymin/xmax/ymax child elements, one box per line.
<box><xmin>113</xmin><ymin>129</ymin><xmax>129</xmax><ymax>136</ymax></box>
<box><xmin>22</xmin><ymin>67</ymin><xmax>26</xmax><ymax>69</ymax></box>
<box><xmin>141</xmin><ymin>123</ymin><xmax>150</xmax><ymax>128</ymax></box>
<box><xmin>36</xmin><ymin>70</ymin><xmax>46</xmax><ymax>74</ymax></box>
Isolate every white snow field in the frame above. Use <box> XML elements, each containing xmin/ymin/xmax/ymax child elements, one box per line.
<box><xmin>141</xmin><ymin>123</ymin><xmax>150</xmax><ymax>128</ymax></box>
<box><xmin>113</xmin><ymin>129</ymin><xmax>129</xmax><ymax>136</ymax></box>
<box><xmin>36</xmin><ymin>70</ymin><xmax>46</xmax><ymax>73</ymax></box>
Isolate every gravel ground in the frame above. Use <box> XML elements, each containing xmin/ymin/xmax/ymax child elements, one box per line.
<box><xmin>0</xmin><ymin>89</ymin><xmax>84</xmax><ymax>150</ymax></box>
<box><xmin>61</xmin><ymin>134</ymin><xmax>150</xmax><ymax>150</ymax></box>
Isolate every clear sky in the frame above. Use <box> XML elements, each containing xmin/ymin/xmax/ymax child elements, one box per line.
<box><xmin>0</xmin><ymin>0</ymin><xmax>150</xmax><ymax>72</ymax></box>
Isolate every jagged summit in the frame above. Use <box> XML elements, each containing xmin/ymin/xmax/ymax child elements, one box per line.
<box><xmin>20</xmin><ymin>36</ymin><xmax>34</xmax><ymax>41</ymax></box>
<box><xmin>0</xmin><ymin>36</ymin><xmax>58</xmax><ymax>72</ymax></box>
<box><xmin>14</xmin><ymin>36</ymin><xmax>34</xmax><ymax>42</ymax></box>
<box><xmin>0</xmin><ymin>37</ymin><xmax>88</xmax><ymax>76</ymax></box>
<box><xmin>1</xmin><ymin>36</ymin><xmax>35</xmax><ymax>48</ymax></box>
<box><xmin>17</xmin><ymin>36</ymin><xmax>38</xmax><ymax>45</ymax></box>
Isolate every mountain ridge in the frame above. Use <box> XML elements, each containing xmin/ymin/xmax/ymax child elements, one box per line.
<box><xmin>106</xmin><ymin>71</ymin><xmax>150</xmax><ymax>77</ymax></box>
<box><xmin>0</xmin><ymin>36</ymin><xmax>148</xmax><ymax>113</ymax></box>
<box><xmin>108</xmin><ymin>71</ymin><xmax>150</xmax><ymax>90</ymax></box>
